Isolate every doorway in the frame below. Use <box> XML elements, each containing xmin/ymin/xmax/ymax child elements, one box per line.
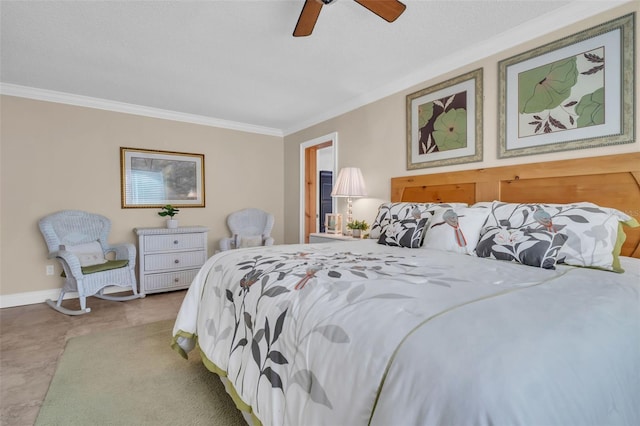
<box><xmin>299</xmin><ymin>133</ymin><xmax>338</xmax><ymax>243</ymax></box>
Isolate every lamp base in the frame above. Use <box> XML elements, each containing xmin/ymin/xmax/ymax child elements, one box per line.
<box><xmin>345</xmin><ymin>197</ymin><xmax>353</xmax><ymax>236</ymax></box>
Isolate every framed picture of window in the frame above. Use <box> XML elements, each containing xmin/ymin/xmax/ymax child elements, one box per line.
<box><xmin>406</xmin><ymin>68</ymin><xmax>483</xmax><ymax>170</ymax></box>
<box><xmin>120</xmin><ymin>147</ymin><xmax>205</xmax><ymax>208</ymax></box>
<box><xmin>498</xmin><ymin>13</ymin><xmax>635</xmax><ymax>158</ymax></box>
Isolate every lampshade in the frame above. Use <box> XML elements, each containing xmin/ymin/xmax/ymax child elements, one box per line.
<box><xmin>331</xmin><ymin>167</ymin><xmax>367</xmax><ymax>198</ymax></box>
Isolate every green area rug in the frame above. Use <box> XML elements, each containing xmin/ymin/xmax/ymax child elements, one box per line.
<box><xmin>36</xmin><ymin>320</ymin><xmax>246</xmax><ymax>426</ymax></box>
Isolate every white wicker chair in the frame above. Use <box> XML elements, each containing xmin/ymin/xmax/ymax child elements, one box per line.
<box><xmin>220</xmin><ymin>208</ymin><xmax>275</xmax><ymax>251</ymax></box>
<box><xmin>38</xmin><ymin>210</ymin><xmax>142</xmax><ymax>315</ymax></box>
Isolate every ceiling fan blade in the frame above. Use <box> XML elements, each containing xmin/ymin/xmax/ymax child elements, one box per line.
<box><xmin>354</xmin><ymin>0</ymin><xmax>406</xmax><ymax>22</ymax></box>
<box><xmin>293</xmin><ymin>0</ymin><xmax>323</xmax><ymax>37</ymax></box>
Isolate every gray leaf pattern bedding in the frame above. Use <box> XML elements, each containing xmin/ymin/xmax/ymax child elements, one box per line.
<box><xmin>173</xmin><ymin>240</ymin><xmax>640</xmax><ymax>426</ymax></box>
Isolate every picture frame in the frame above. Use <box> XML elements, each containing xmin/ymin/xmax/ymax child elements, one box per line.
<box><xmin>325</xmin><ymin>213</ymin><xmax>342</xmax><ymax>235</ymax></box>
<box><xmin>406</xmin><ymin>68</ymin><xmax>483</xmax><ymax>170</ymax></box>
<box><xmin>498</xmin><ymin>13</ymin><xmax>635</xmax><ymax>158</ymax></box>
<box><xmin>120</xmin><ymin>147</ymin><xmax>205</xmax><ymax>208</ymax></box>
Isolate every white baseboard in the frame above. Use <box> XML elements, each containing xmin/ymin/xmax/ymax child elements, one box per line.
<box><xmin>0</xmin><ymin>287</ymin><xmax>126</xmax><ymax>309</ymax></box>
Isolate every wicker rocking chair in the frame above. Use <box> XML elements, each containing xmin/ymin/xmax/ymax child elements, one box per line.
<box><xmin>219</xmin><ymin>208</ymin><xmax>275</xmax><ymax>251</ymax></box>
<box><xmin>38</xmin><ymin>210</ymin><xmax>142</xmax><ymax>315</ymax></box>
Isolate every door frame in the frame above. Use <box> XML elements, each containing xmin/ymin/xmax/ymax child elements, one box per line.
<box><xmin>299</xmin><ymin>132</ymin><xmax>338</xmax><ymax>243</ymax></box>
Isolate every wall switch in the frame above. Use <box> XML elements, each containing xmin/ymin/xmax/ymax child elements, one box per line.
<box><xmin>46</xmin><ymin>265</ymin><xmax>55</xmax><ymax>275</ymax></box>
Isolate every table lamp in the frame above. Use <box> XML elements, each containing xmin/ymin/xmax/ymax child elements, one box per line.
<box><xmin>331</xmin><ymin>167</ymin><xmax>367</xmax><ymax>235</ymax></box>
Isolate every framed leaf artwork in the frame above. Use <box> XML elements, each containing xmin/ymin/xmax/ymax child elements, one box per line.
<box><xmin>406</xmin><ymin>68</ymin><xmax>483</xmax><ymax>170</ymax></box>
<box><xmin>498</xmin><ymin>13</ymin><xmax>635</xmax><ymax>158</ymax></box>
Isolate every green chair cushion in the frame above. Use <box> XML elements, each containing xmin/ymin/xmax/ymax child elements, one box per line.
<box><xmin>82</xmin><ymin>259</ymin><xmax>129</xmax><ymax>274</ymax></box>
<box><xmin>61</xmin><ymin>260</ymin><xmax>129</xmax><ymax>277</ymax></box>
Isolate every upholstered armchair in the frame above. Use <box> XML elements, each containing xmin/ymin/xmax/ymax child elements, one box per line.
<box><xmin>220</xmin><ymin>208</ymin><xmax>275</xmax><ymax>251</ymax></box>
<box><xmin>38</xmin><ymin>210</ymin><xmax>142</xmax><ymax>315</ymax></box>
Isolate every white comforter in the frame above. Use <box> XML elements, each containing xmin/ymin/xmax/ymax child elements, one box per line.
<box><xmin>173</xmin><ymin>240</ymin><xmax>640</xmax><ymax>426</ymax></box>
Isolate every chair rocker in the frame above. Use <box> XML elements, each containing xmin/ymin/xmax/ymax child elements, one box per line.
<box><xmin>39</xmin><ymin>210</ymin><xmax>142</xmax><ymax>315</ymax></box>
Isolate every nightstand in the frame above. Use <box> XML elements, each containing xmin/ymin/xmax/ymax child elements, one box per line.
<box><xmin>309</xmin><ymin>233</ymin><xmax>365</xmax><ymax>244</ymax></box>
<box><xmin>134</xmin><ymin>226</ymin><xmax>209</xmax><ymax>296</ymax></box>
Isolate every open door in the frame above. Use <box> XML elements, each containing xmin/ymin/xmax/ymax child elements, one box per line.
<box><xmin>303</xmin><ymin>140</ymin><xmax>333</xmax><ymax>243</ymax></box>
<box><xmin>300</xmin><ymin>132</ymin><xmax>338</xmax><ymax>243</ymax></box>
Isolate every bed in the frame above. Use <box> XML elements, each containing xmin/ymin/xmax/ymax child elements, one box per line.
<box><xmin>172</xmin><ymin>152</ymin><xmax>640</xmax><ymax>426</ymax></box>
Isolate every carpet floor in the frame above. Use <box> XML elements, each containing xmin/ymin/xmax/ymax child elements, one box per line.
<box><xmin>35</xmin><ymin>320</ymin><xmax>246</xmax><ymax>426</ymax></box>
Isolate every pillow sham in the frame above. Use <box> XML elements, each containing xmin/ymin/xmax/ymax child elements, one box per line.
<box><xmin>422</xmin><ymin>207</ymin><xmax>490</xmax><ymax>254</ymax></box>
<box><xmin>482</xmin><ymin>201</ymin><xmax>638</xmax><ymax>272</ymax></box>
<box><xmin>475</xmin><ymin>226</ymin><xmax>568</xmax><ymax>269</ymax></box>
<box><xmin>62</xmin><ymin>241</ymin><xmax>107</xmax><ymax>267</ymax></box>
<box><xmin>369</xmin><ymin>202</ymin><xmax>467</xmax><ymax>239</ymax></box>
<box><xmin>377</xmin><ymin>217</ymin><xmax>430</xmax><ymax>248</ymax></box>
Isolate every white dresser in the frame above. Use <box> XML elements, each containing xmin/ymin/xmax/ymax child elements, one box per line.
<box><xmin>134</xmin><ymin>226</ymin><xmax>209</xmax><ymax>296</ymax></box>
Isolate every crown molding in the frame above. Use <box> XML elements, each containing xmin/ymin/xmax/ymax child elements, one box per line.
<box><xmin>0</xmin><ymin>1</ymin><xmax>628</xmax><ymax>138</ymax></box>
<box><xmin>283</xmin><ymin>0</ymin><xmax>630</xmax><ymax>135</ymax></box>
<box><xmin>0</xmin><ymin>83</ymin><xmax>284</xmax><ymax>137</ymax></box>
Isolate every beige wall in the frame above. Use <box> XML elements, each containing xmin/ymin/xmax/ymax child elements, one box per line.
<box><xmin>283</xmin><ymin>3</ymin><xmax>640</xmax><ymax>244</ymax></box>
<box><xmin>0</xmin><ymin>96</ymin><xmax>283</xmax><ymax>299</ymax></box>
<box><xmin>2</xmin><ymin>3</ymin><xmax>639</xmax><ymax>303</ymax></box>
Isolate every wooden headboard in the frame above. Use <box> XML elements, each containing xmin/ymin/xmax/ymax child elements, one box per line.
<box><xmin>391</xmin><ymin>153</ymin><xmax>640</xmax><ymax>258</ymax></box>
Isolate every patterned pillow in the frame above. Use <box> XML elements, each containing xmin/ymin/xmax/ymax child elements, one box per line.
<box><xmin>482</xmin><ymin>201</ymin><xmax>638</xmax><ymax>272</ymax></box>
<box><xmin>377</xmin><ymin>217</ymin><xmax>430</xmax><ymax>248</ymax></box>
<box><xmin>475</xmin><ymin>226</ymin><xmax>568</xmax><ymax>269</ymax></box>
<box><xmin>369</xmin><ymin>202</ymin><xmax>467</xmax><ymax>239</ymax></box>
<box><xmin>422</xmin><ymin>207</ymin><xmax>490</xmax><ymax>254</ymax></box>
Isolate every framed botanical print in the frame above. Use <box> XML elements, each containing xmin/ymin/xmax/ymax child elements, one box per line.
<box><xmin>498</xmin><ymin>13</ymin><xmax>635</xmax><ymax>158</ymax></box>
<box><xmin>406</xmin><ymin>68</ymin><xmax>483</xmax><ymax>170</ymax></box>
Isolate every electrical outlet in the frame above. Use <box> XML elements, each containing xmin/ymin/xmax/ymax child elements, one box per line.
<box><xmin>46</xmin><ymin>265</ymin><xmax>55</xmax><ymax>276</ymax></box>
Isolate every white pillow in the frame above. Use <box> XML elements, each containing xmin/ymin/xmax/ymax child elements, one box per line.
<box><xmin>239</xmin><ymin>235</ymin><xmax>263</xmax><ymax>248</ymax></box>
<box><xmin>63</xmin><ymin>241</ymin><xmax>107</xmax><ymax>267</ymax></box>
<box><xmin>422</xmin><ymin>207</ymin><xmax>490</xmax><ymax>255</ymax></box>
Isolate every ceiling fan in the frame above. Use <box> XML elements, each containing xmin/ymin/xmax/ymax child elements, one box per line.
<box><xmin>293</xmin><ymin>0</ymin><xmax>406</xmax><ymax>37</ymax></box>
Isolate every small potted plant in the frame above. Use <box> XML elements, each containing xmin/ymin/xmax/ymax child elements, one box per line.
<box><xmin>347</xmin><ymin>219</ymin><xmax>369</xmax><ymax>238</ymax></box>
<box><xmin>158</xmin><ymin>205</ymin><xmax>180</xmax><ymax>228</ymax></box>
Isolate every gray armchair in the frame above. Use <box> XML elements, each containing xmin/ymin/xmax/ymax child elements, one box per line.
<box><xmin>38</xmin><ymin>210</ymin><xmax>142</xmax><ymax>315</ymax></box>
<box><xmin>220</xmin><ymin>208</ymin><xmax>275</xmax><ymax>251</ymax></box>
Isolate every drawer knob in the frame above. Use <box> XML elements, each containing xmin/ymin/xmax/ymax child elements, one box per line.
<box><xmin>174</xmin><ymin>259</ymin><xmax>180</xmax><ymax>264</ymax></box>
<box><xmin>174</xmin><ymin>278</ymin><xmax>180</xmax><ymax>283</ymax></box>
<box><xmin>173</xmin><ymin>240</ymin><xmax>179</xmax><ymax>244</ymax></box>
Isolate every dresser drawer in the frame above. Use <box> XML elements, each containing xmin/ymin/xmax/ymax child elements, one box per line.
<box><xmin>143</xmin><ymin>233</ymin><xmax>206</xmax><ymax>252</ymax></box>
<box><xmin>143</xmin><ymin>269</ymin><xmax>199</xmax><ymax>292</ymax></box>
<box><xmin>143</xmin><ymin>251</ymin><xmax>206</xmax><ymax>272</ymax></box>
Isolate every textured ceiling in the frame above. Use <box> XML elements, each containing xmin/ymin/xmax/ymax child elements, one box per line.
<box><xmin>0</xmin><ymin>1</ymin><xmax>623</xmax><ymax>135</ymax></box>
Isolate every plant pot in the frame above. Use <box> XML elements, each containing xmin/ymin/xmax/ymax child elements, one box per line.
<box><xmin>352</xmin><ymin>229</ymin><xmax>362</xmax><ymax>238</ymax></box>
<box><xmin>166</xmin><ymin>219</ymin><xmax>178</xmax><ymax>229</ymax></box>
